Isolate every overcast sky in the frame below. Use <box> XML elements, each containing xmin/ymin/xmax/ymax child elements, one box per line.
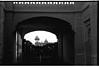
<box><xmin>24</xmin><ymin>31</ymin><xmax>58</xmax><ymax>45</ymax></box>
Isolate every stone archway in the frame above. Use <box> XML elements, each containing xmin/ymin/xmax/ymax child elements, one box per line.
<box><xmin>3</xmin><ymin>16</ymin><xmax>75</xmax><ymax>65</ymax></box>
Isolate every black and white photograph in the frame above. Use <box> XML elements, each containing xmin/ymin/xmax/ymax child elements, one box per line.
<box><xmin>0</xmin><ymin>0</ymin><xmax>98</xmax><ymax>66</ymax></box>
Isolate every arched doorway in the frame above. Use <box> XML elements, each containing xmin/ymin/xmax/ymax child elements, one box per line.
<box><xmin>16</xmin><ymin>30</ymin><xmax>59</xmax><ymax>64</ymax></box>
<box><xmin>3</xmin><ymin>16</ymin><xmax>74</xmax><ymax>65</ymax></box>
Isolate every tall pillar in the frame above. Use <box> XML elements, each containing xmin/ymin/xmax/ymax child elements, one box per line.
<box><xmin>90</xmin><ymin>2</ymin><xmax>97</xmax><ymax>65</ymax></box>
<box><xmin>81</xmin><ymin>2</ymin><xmax>97</xmax><ymax>65</ymax></box>
<box><xmin>74</xmin><ymin>13</ymin><xmax>86</xmax><ymax>65</ymax></box>
<box><xmin>58</xmin><ymin>33</ymin><xmax>63</xmax><ymax>62</ymax></box>
<box><xmin>0</xmin><ymin>2</ymin><xmax>5</xmax><ymax>64</ymax></box>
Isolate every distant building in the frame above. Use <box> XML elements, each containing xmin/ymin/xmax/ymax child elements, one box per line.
<box><xmin>35</xmin><ymin>38</ymin><xmax>49</xmax><ymax>46</ymax></box>
<box><xmin>35</xmin><ymin>36</ymin><xmax>40</xmax><ymax>41</ymax></box>
<box><xmin>44</xmin><ymin>39</ymin><xmax>48</xmax><ymax>44</ymax></box>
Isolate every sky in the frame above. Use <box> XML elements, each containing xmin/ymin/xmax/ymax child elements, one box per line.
<box><xmin>24</xmin><ymin>31</ymin><xmax>58</xmax><ymax>45</ymax></box>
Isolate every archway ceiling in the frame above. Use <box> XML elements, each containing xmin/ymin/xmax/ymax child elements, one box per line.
<box><xmin>16</xmin><ymin>17</ymin><xmax>73</xmax><ymax>36</ymax></box>
<box><xmin>17</xmin><ymin>22</ymin><xmax>68</xmax><ymax>35</ymax></box>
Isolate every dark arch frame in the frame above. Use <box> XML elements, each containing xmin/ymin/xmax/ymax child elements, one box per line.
<box><xmin>16</xmin><ymin>16</ymin><xmax>74</xmax><ymax>65</ymax></box>
<box><xmin>3</xmin><ymin>16</ymin><xmax>75</xmax><ymax>65</ymax></box>
<box><xmin>16</xmin><ymin>16</ymin><xmax>73</xmax><ymax>37</ymax></box>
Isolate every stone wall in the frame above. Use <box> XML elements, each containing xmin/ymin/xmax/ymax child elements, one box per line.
<box><xmin>74</xmin><ymin>13</ymin><xmax>86</xmax><ymax>65</ymax></box>
<box><xmin>81</xmin><ymin>2</ymin><xmax>97</xmax><ymax>65</ymax></box>
<box><xmin>0</xmin><ymin>2</ymin><xmax>5</xmax><ymax>64</ymax></box>
<box><xmin>90</xmin><ymin>2</ymin><xmax>97</xmax><ymax>65</ymax></box>
<box><xmin>74</xmin><ymin>2</ymin><xmax>97</xmax><ymax>65</ymax></box>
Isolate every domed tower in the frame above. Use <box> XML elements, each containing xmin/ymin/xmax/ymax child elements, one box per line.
<box><xmin>44</xmin><ymin>39</ymin><xmax>48</xmax><ymax>45</ymax></box>
<box><xmin>35</xmin><ymin>36</ymin><xmax>40</xmax><ymax>46</ymax></box>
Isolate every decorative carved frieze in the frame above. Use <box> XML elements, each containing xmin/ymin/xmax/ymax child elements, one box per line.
<box><xmin>4</xmin><ymin>2</ymin><xmax>90</xmax><ymax>12</ymax></box>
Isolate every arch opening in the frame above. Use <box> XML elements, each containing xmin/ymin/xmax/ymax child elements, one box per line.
<box><xmin>15</xmin><ymin>16</ymin><xmax>74</xmax><ymax>65</ymax></box>
<box><xmin>24</xmin><ymin>30</ymin><xmax>58</xmax><ymax>46</ymax></box>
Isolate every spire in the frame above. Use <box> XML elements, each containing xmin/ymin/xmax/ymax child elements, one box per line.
<box><xmin>35</xmin><ymin>36</ymin><xmax>40</xmax><ymax>41</ymax></box>
<box><xmin>44</xmin><ymin>39</ymin><xmax>48</xmax><ymax>44</ymax></box>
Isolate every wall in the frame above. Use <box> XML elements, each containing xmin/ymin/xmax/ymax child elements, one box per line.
<box><xmin>63</xmin><ymin>31</ymin><xmax>74</xmax><ymax>64</ymax></box>
<box><xmin>81</xmin><ymin>2</ymin><xmax>97</xmax><ymax>65</ymax></box>
<box><xmin>89</xmin><ymin>2</ymin><xmax>97</xmax><ymax>65</ymax></box>
<box><xmin>13</xmin><ymin>12</ymin><xmax>75</xmax><ymax>31</ymax></box>
<box><xmin>0</xmin><ymin>2</ymin><xmax>5</xmax><ymax>64</ymax></box>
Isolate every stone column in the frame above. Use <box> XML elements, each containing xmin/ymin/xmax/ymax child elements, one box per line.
<box><xmin>0</xmin><ymin>2</ymin><xmax>5</xmax><ymax>64</ymax></box>
<box><xmin>74</xmin><ymin>13</ymin><xmax>86</xmax><ymax>65</ymax></box>
<box><xmin>90</xmin><ymin>2</ymin><xmax>97</xmax><ymax>65</ymax></box>
<box><xmin>58</xmin><ymin>33</ymin><xmax>63</xmax><ymax>62</ymax></box>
